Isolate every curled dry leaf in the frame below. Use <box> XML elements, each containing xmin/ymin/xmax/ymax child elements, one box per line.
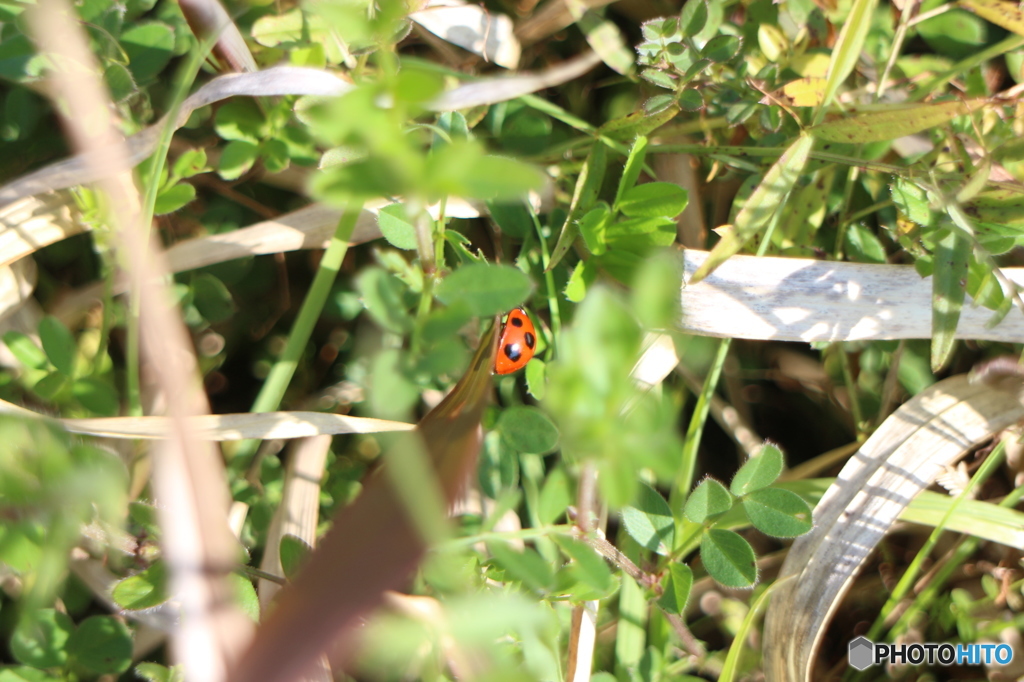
<box><xmin>762</xmin><ymin>373</ymin><xmax>1024</xmax><ymax>682</ymax></box>
<box><xmin>682</xmin><ymin>249</ymin><xmax>1024</xmax><ymax>342</ymax></box>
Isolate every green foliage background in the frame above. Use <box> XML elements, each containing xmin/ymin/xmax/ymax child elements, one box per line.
<box><xmin>1</xmin><ymin>0</ymin><xmax>1024</xmax><ymax>677</ymax></box>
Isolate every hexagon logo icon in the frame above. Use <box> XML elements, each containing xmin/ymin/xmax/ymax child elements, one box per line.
<box><xmin>848</xmin><ymin>637</ymin><xmax>875</xmax><ymax>671</ymax></box>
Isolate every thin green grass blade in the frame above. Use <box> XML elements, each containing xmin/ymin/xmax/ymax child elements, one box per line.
<box><xmin>548</xmin><ymin>141</ymin><xmax>608</xmax><ymax>270</ymax></box>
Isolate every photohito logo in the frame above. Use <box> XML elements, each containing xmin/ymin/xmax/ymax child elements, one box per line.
<box><xmin>848</xmin><ymin>636</ymin><xmax>1014</xmax><ymax>670</ymax></box>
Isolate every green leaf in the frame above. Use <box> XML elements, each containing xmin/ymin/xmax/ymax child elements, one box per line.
<box><xmin>817</xmin><ymin>0</ymin><xmax>878</xmax><ymax>115</ymax></box>
<box><xmin>0</xmin><ymin>666</ymin><xmax>63</xmax><ymax>682</ymax></box>
<box><xmin>38</xmin><ymin>315</ymin><xmax>76</xmax><ymax>376</ymax></box>
<box><xmin>617</xmin><ymin>182</ymin><xmax>688</xmax><ymax>219</ymax></box>
<box><xmin>556</xmin><ymin>537</ymin><xmax>614</xmax><ymax>595</ymax></box>
<box><xmin>730</xmin><ymin>443</ymin><xmax>784</xmax><ymax>496</ymax></box>
<box><xmin>172</xmin><ymin>149</ymin><xmax>208</xmax><ymax>179</ymax></box>
<box><xmin>565</xmin><ymin>259</ymin><xmax>597</xmax><ymax>303</ymax></box>
<box><xmin>192</xmin><ymin>273</ymin><xmax>236</xmax><ymax>323</ymax></box>
<box><xmin>488</xmin><ymin>540</ymin><xmax>554</xmax><ymax>592</ymax></box>
<box><xmin>701</xmin><ymin>34</ymin><xmax>740</xmax><ymax>62</ymax></box>
<box><xmin>550</xmin><ymin>142</ymin><xmax>607</xmax><ymax>270</ymax></box>
<box><xmin>538</xmin><ymin>466</ymin><xmax>572</xmax><ymax>524</ymax></box>
<box><xmin>356</xmin><ymin>267</ymin><xmax>412</xmax><ymax>333</ymax></box>
<box><xmin>72</xmin><ymin>378</ymin><xmax>119</xmax><ymax>416</ymax></box>
<box><xmin>4</xmin><ymin>331</ymin><xmax>48</xmax><ymax>369</ymax></box>
<box><xmin>66</xmin><ymin>615</ymin><xmax>132</xmax><ymax>675</ymax></box>
<box><xmin>10</xmin><ymin>609</ymin><xmax>74</xmax><ymax>668</ymax></box>
<box><xmin>112</xmin><ymin>560</ymin><xmax>169</xmax><ymax>610</ymax></box>
<box><xmin>678</xmin><ymin>89</ymin><xmax>704</xmax><ymax>111</ymax></box>
<box><xmin>525</xmin><ymin>357</ymin><xmax>546</xmax><ymax>400</ymax></box>
<box><xmin>154</xmin><ymin>182</ymin><xmax>196</xmax><ymax>215</ymax></box>
<box><xmin>461</xmin><ymin>155</ymin><xmax>546</xmax><ymax>201</ymax></box>
<box><xmin>31</xmin><ymin>371</ymin><xmax>66</xmax><ymax>400</ymax></box>
<box><xmin>631</xmin><ymin>250</ymin><xmax>683</xmax><ymax>330</ymax></box>
<box><xmin>498</xmin><ymin>406</ymin><xmax>560</xmax><ymax>454</ymax></box>
<box><xmin>690</xmin><ymin>134</ymin><xmax>813</xmax><ymax>282</ymax></box>
<box><xmin>680</xmin><ymin>0</ymin><xmax>708</xmax><ymax>36</ymax></box>
<box><xmin>578</xmin><ymin>204</ymin><xmax>611</xmax><ymax>255</ymax></box>
<box><xmin>279</xmin><ymin>534</ymin><xmax>312</xmax><ymax>579</ymax></box>
<box><xmin>931</xmin><ymin>227</ymin><xmax>970</xmax><ymax>372</ymax></box>
<box><xmin>214</xmin><ymin>100</ymin><xmax>266</xmax><ymax>143</ymax></box>
<box><xmin>435</xmin><ymin>263</ymin><xmax>533</xmax><ymax>316</ymax></box>
<box><xmin>700</xmin><ymin>528</ymin><xmax>757</xmax><ymax>588</ymax></box>
<box><xmin>811</xmin><ymin>100</ymin><xmax>987</xmax><ymax>143</ymax></box>
<box><xmin>230</xmin><ymin>573</ymin><xmax>260</xmax><ymax>622</ymax></box>
<box><xmin>741</xmin><ymin>488</ymin><xmax>812</xmax><ymax>538</ymax></box>
<box><xmin>684</xmin><ymin>478</ymin><xmax>733</xmax><ymax>523</ymax></box>
<box><xmin>599</xmin><ymin>102</ymin><xmax>680</xmax><ymax>142</ymax></box>
<box><xmin>218</xmin><ymin>140</ymin><xmax>260</xmax><ymax>180</ymax></box>
<box><xmin>891</xmin><ymin>178</ymin><xmax>933</xmax><ymax>227</ymax></box>
<box><xmin>620</xmin><ymin>482</ymin><xmax>675</xmax><ymax>555</ymax></box>
<box><xmin>657</xmin><ymin>562</ymin><xmax>693</xmax><ymax>615</ymax></box>
<box><xmin>120</xmin><ymin>22</ymin><xmax>174</xmax><ymax>84</ymax></box>
<box><xmin>487</xmin><ymin>200</ymin><xmax>533</xmax><ymax>240</ymax></box>
<box><xmin>135</xmin><ymin>662</ymin><xmax>185</xmax><ymax>682</ymax></box>
<box><xmin>479</xmin><ymin>430</ymin><xmax>519</xmax><ymax>498</ymax></box>
<box><xmin>104</xmin><ymin>62</ymin><xmax>136</xmax><ymax>102</ymax></box>
<box><xmin>377</xmin><ymin>203</ymin><xmax>419</xmax><ymax>250</ymax></box>
<box><xmin>615</xmin><ymin>135</ymin><xmax>649</xmax><ymax>207</ymax></box>
<box><xmin>844</xmin><ymin>223</ymin><xmax>887</xmax><ymax>263</ymax></box>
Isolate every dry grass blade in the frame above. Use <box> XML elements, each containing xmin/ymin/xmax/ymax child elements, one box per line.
<box><xmin>0</xmin><ymin>67</ymin><xmax>354</xmax><ymax>208</ymax></box>
<box><xmin>178</xmin><ymin>0</ymin><xmax>258</xmax><ymax>73</ymax></box>
<box><xmin>0</xmin><ymin>260</ymin><xmax>35</xmax><ymax>322</ymax></box>
<box><xmin>682</xmin><ymin>250</ymin><xmax>1024</xmax><ymax>341</ymax></box>
<box><xmin>428</xmin><ymin>51</ymin><xmax>602</xmax><ymax>110</ymax></box>
<box><xmin>762</xmin><ymin>374</ymin><xmax>1024</xmax><ymax>682</ymax></box>
<box><xmin>411</xmin><ymin>0</ymin><xmax>521</xmax><ymax>68</ymax></box>
<box><xmin>25</xmin><ymin>2</ymin><xmax>252</xmax><ymax>679</ymax></box>
<box><xmin>226</xmin><ymin>322</ymin><xmax>499</xmax><ymax>682</ymax></box>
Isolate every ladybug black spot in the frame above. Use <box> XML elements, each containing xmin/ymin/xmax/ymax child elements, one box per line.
<box><xmin>510</xmin><ymin>316</ymin><xmax>524</xmax><ymax>327</ymax></box>
<box><xmin>524</xmin><ymin>332</ymin><xmax>535</xmax><ymax>349</ymax></box>
<box><xmin>504</xmin><ymin>343</ymin><xmax>522</xmax><ymax>361</ymax></box>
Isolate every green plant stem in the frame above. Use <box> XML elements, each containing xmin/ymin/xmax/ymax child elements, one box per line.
<box><xmin>867</xmin><ymin>440</ymin><xmax>1008</xmax><ymax>641</ymax></box>
<box><xmin>911</xmin><ymin>34</ymin><xmax>1024</xmax><ymax>101</ymax></box>
<box><xmin>125</xmin><ymin>36</ymin><xmax>215</xmax><ymax>417</ymax></box>
<box><xmin>835</xmin><ymin>343</ymin><xmax>865</xmax><ymax>438</ymax></box>
<box><xmin>531</xmin><ymin>208</ymin><xmax>562</xmax><ymax>342</ymax></box>
<box><xmin>672</xmin><ymin>338</ymin><xmax>731</xmax><ymax>504</ymax></box>
<box><xmin>233</xmin><ymin>203</ymin><xmax>364</xmax><ymax>464</ymax></box>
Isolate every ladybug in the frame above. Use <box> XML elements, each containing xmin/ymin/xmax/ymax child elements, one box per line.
<box><xmin>494</xmin><ymin>307</ymin><xmax>537</xmax><ymax>375</ymax></box>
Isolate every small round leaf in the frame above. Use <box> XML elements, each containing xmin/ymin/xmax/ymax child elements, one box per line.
<box><xmin>66</xmin><ymin>616</ymin><xmax>132</xmax><ymax>675</ymax></box>
<box><xmin>741</xmin><ymin>488</ymin><xmax>812</xmax><ymax>538</ymax></box>
<box><xmin>684</xmin><ymin>478</ymin><xmax>733</xmax><ymax>523</ymax></box>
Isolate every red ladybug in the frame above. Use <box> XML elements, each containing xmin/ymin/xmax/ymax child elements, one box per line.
<box><xmin>494</xmin><ymin>307</ymin><xmax>537</xmax><ymax>375</ymax></box>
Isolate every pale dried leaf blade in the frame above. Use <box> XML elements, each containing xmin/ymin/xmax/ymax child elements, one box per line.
<box><xmin>0</xmin><ymin>193</ymin><xmax>83</xmax><ymax>268</ymax></box>
<box><xmin>411</xmin><ymin>0</ymin><xmax>521</xmax><ymax>68</ymax></box>
<box><xmin>762</xmin><ymin>374</ymin><xmax>1024</xmax><ymax>682</ymax></box>
<box><xmin>0</xmin><ymin>399</ymin><xmax>415</xmax><ymax>439</ymax></box>
<box><xmin>681</xmin><ymin>250</ymin><xmax>1024</xmax><ymax>342</ymax></box>
<box><xmin>959</xmin><ymin>0</ymin><xmax>1024</xmax><ymax>36</ymax></box>
<box><xmin>428</xmin><ymin>51</ymin><xmax>602</xmax><ymax>110</ymax></box>
<box><xmin>259</xmin><ymin>435</ymin><xmax>331</xmax><ymax>609</ymax></box>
